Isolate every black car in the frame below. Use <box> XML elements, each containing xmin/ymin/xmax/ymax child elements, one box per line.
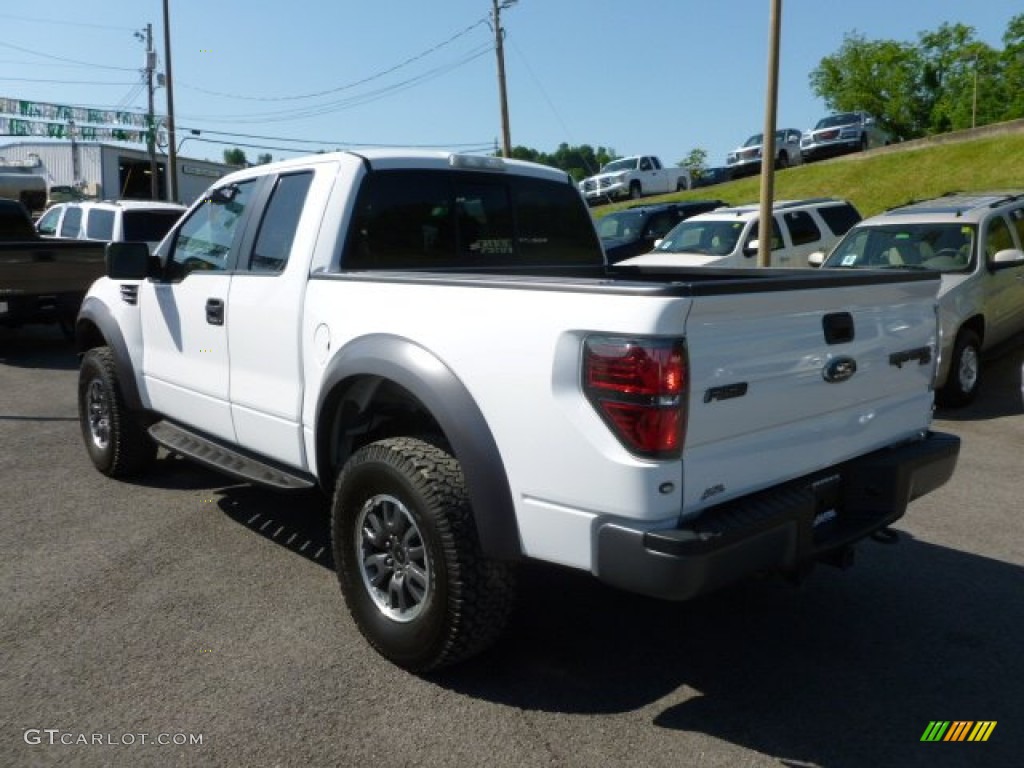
<box><xmin>692</xmin><ymin>166</ymin><xmax>733</xmax><ymax>188</ymax></box>
<box><xmin>596</xmin><ymin>200</ymin><xmax>728</xmax><ymax>263</ymax></box>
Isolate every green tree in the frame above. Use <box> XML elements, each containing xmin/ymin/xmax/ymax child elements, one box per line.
<box><xmin>506</xmin><ymin>143</ymin><xmax>616</xmax><ymax>180</ymax></box>
<box><xmin>810</xmin><ymin>17</ymin><xmax>1024</xmax><ymax>139</ymax></box>
<box><xmin>1000</xmin><ymin>13</ymin><xmax>1024</xmax><ymax>121</ymax></box>
<box><xmin>678</xmin><ymin>148</ymin><xmax>708</xmax><ymax>180</ymax></box>
<box><xmin>255</xmin><ymin>152</ymin><xmax>273</xmax><ymax>165</ymax></box>
<box><xmin>809</xmin><ymin>32</ymin><xmax>926</xmax><ymax>139</ymax></box>
<box><xmin>223</xmin><ymin>148</ymin><xmax>248</xmax><ymax>166</ymax></box>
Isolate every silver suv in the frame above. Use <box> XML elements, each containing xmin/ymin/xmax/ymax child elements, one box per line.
<box><xmin>801</xmin><ymin>111</ymin><xmax>890</xmax><ymax>162</ymax></box>
<box><xmin>818</xmin><ymin>192</ymin><xmax>1024</xmax><ymax>405</ymax></box>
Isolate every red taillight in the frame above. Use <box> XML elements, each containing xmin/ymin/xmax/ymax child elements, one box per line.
<box><xmin>583</xmin><ymin>337</ymin><xmax>688</xmax><ymax>458</ymax></box>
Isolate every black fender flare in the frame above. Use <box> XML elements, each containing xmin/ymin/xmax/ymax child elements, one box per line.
<box><xmin>315</xmin><ymin>334</ymin><xmax>520</xmax><ymax>560</ymax></box>
<box><xmin>76</xmin><ymin>296</ymin><xmax>144</xmax><ymax>412</ymax></box>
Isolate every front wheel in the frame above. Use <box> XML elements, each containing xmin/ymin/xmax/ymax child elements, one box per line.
<box><xmin>629</xmin><ymin>181</ymin><xmax>642</xmax><ymax>199</ymax></box>
<box><xmin>331</xmin><ymin>437</ymin><xmax>516</xmax><ymax>672</ymax></box>
<box><xmin>937</xmin><ymin>329</ymin><xmax>982</xmax><ymax>407</ymax></box>
<box><xmin>78</xmin><ymin>347</ymin><xmax>156</xmax><ymax>477</ymax></box>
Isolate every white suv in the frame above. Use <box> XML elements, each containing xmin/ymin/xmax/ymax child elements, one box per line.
<box><xmin>36</xmin><ymin>199</ymin><xmax>186</xmax><ymax>252</ymax></box>
<box><xmin>618</xmin><ymin>198</ymin><xmax>861</xmax><ymax>269</ymax></box>
<box><xmin>818</xmin><ymin>192</ymin><xmax>1024</xmax><ymax>405</ymax></box>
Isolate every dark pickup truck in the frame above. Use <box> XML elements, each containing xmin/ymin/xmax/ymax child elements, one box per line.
<box><xmin>1</xmin><ymin>198</ymin><xmax>105</xmax><ymax>334</ymax></box>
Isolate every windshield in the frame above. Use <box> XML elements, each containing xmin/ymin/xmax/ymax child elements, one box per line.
<box><xmin>596</xmin><ymin>211</ymin><xmax>645</xmax><ymax>240</ymax></box>
<box><xmin>601</xmin><ymin>158</ymin><xmax>638</xmax><ymax>173</ymax></box>
<box><xmin>654</xmin><ymin>218</ymin><xmax>747</xmax><ymax>255</ymax></box>
<box><xmin>815</xmin><ymin>113</ymin><xmax>859</xmax><ymax>129</ymax></box>
<box><xmin>742</xmin><ymin>134</ymin><xmax>763</xmax><ymax>148</ymax></box>
<box><xmin>823</xmin><ymin>223</ymin><xmax>976</xmax><ymax>272</ymax></box>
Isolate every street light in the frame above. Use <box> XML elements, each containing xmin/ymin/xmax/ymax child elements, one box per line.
<box><xmin>177</xmin><ymin>129</ymin><xmax>201</xmax><ymax>154</ymax></box>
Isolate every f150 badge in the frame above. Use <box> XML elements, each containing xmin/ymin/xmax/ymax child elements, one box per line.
<box><xmin>823</xmin><ymin>356</ymin><xmax>857</xmax><ymax>383</ymax></box>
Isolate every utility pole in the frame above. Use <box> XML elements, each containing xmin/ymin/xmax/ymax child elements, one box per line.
<box><xmin>143</xmin><ymin>23</ymin><xmax>159</xmax><ymax>199</ymax></box>
<box><xmin>757</xmin><ymin>0</ymin><xmax>782</xmax><ymax>268</ymax></box>
<box><xmin>492</xmin><ymin>0</ymin><xmax>516</xmax><ymax>157</ymax></box>
<box><xmin>162</xmin><ymin>0</ymin><xmax>179</xmax><ymax>202</ymax></box>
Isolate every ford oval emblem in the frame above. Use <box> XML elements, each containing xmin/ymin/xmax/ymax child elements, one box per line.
<box><xmin>823</xmin><ymin>356</ymin><xmax>857</xmax><ymax>383</ymax></box>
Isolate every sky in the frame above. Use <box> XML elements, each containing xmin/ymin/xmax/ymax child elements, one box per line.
<box><xmin>0</xmin><ymin>1</ymin><xmax>1016</xmax><ymax>170</ymax></box>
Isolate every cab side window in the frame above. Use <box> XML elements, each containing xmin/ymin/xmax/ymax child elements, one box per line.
<box><xmin>1009</xmin><ymin>207</ymin><xmax>1024</xmax><ymax>250</ymax></box>
<box><xmin>59</xmin><ymin>206</ymin><xmax>82</xmax><ymax>238</ymax></box>
<box><xmin>36</xmin><ymin>207</ymin><xmax>62</xmax><ymax>236</ymax></box>
<box><xmin>248</xmin><ymin>172</ymin><xmax>314</xmax><ymax>273</ymax></box>
<box><xmin>167</xmin><ymin>180</ymin><xmax>257</xmax><ymax>277</ymax></box>
<box><xmin>984</xmin><ymin>215</ymin><xmax>1013</xmax><ymax>261</ymax></box>
<box><xmin>784</xmin><ymin>211</ymin><xmax>822</xmax><ymax>246</ymax></box>
<box><xmin>85</xmin><ymin>209</ymin><xmax>115</xmax><ymax>241</ymax></box>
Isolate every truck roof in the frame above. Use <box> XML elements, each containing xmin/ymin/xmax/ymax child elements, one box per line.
<box><xmin>215</xmin><ymin>150</ymin><xmax>572</xmax><ymax>185</ymax></box>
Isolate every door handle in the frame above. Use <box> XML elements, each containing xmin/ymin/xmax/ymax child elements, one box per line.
<box><xmin>205</xmin><ymin>298</ymin><xmax>225</xmax><ymax>326</ymax></box>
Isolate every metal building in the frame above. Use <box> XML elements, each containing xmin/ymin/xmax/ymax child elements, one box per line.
<box><xmin>0</xmin><ymin>141</ymin><xmax>235</xmax><ymax>206</ymax></box>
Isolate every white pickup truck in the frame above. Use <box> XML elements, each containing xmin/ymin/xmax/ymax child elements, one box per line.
<box><xmin>579</xmin><ymin>155</ymin><xmax>691</xmax><ymax>204</ymax></box>
<box><xmin>76</xmin><ymin>150</ymin><xmax>959</xmax><ymax>672</ymax></box>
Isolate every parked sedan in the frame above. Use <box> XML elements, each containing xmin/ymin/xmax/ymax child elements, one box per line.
<box><xmin>726</xmin><ymin>129</ymin><xmax>804</xmax><ymax>176</ymax></box>
<box><xmin>801</xmin><ymin>111</ymin><xmax>890</xmax><ymax>162</ymax></box>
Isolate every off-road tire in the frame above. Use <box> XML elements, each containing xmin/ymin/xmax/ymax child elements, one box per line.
<box><xmin>937</xmin><ymin>329</ymin><xmax>982</xmax><ymax>407</ymax></box>
<box><xmin>332</xmin><ymin>436</ymin><xmax>516</xmax><ymax>672</ymax></box>
<box><xmin>78</xmin><ymin>346</ymin><xmax>157</xmax><ymax>477</ymax></box>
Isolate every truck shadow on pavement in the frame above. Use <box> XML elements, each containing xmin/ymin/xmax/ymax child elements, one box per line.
<box><xmin>178</xmin><ymin>460</ymin><xmax>1022</xmax><ymax>766</ymax></box>
<box><xmin>937</xmin><ymin>343</ymin><xmax>1023</xmax><ymax>421</ymax></box>
<box><xmin>433</xmin><ymin>536</ymin><xmax>1023</xmax><ymax>768</ymax></box>
<box><xmin>0</xmin><ymin>325</ymin><xmax>78</xmax><ymax>370</ymax></box>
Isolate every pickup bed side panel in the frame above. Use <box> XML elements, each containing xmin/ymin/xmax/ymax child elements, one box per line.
<box><xmin>302</xmin><ymin>276</ymin><xmax>696</xmax><ymax>571</ymax></box>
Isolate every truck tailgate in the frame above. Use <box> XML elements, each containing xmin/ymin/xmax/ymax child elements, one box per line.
<box><xmin>680</xmin><ymin>277</ymin><xmax>939</xmax><ymax>516</ymax></box>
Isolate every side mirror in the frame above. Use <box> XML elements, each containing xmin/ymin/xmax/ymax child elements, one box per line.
<box><xmin>743</xmin><ymin>239</ymin><xmax>759</xmax><ymax>257</ymax></box>
<box><xmin>991</xmin><ymin>248</ymin><xmax>1024</xmax><ymax>269</ymax></box>
<box><xmin>106</xmin><ymin>241</ymin><xmax>160</xmax><ymax>280</ymax></box>
<box><xmin>807</xmin><ymin>250</ymin><xmax>826</xmax><ymax>268</ymax></box>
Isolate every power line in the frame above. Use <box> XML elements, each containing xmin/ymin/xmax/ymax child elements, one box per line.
<box><xmin>0</xmin><ymin>40</ymin><xmax>136</xmax><ymax>71</ymax></box>
<box><xmin>181</xmin><ymin>44</ymin><xmax>492</xmax><ymax>124</ymax></box>
<box><xmin>189</xmin><ymin>128</ymin><xmax>494</xmax><ymax>149</ymax></box>
<box><xmin>0</xmin><ymin>77</ymin><xmax>139</xmax><ymax>85</ymax></box>
<box><xmin>0</xmin><ymin>12</ymin><xmax>136</xmax><ymax>32</ymax></box>
<box><xmin>177</xmin><ymin>17</ymin><xmax>490</xmax><ymax>103</ymax></box>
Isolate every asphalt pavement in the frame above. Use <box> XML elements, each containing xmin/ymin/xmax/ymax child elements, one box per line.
<box><xmin>2</xmin><ymin>324</ymin><xmax>1022</xmax><ymax>768</ymax></box>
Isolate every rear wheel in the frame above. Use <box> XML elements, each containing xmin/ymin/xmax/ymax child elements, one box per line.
<box><xmin>332</xmin><ymin>437</ymin><xmax>516</xmax><ymax>672</ymax></box>
<box><xmin>78</xmin><ymin>347</ymin><xmax>156</xmax><ymax>477</ymax></box>
<box><xmin>937</xmin><ymin>329</ymin><xmax>981</xmax><ymax>407</ymax></box>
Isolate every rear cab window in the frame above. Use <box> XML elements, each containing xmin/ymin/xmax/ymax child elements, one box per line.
<box><xmin>342</xmin><ymin>170</ymin><xmax>603</xmax><ymax>270</ymax></box>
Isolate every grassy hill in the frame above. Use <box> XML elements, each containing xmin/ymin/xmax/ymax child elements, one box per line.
<box><xmin>594</xmin><ymin>132</ymin><xmax>1024</xmax><ymax>219</ymax></box>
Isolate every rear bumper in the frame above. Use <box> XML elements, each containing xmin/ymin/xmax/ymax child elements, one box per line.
<box><xmin>594</xmin><ymin>431</ymin><xmax>960</xmax><ymax>600</ymax></box>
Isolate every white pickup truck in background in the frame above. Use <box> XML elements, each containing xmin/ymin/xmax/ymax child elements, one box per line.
<box><xmin>579</xmin><ymin>155</ymin><xmax>691</xmax><ymax>204</ymax></box>
<box><xmin>76</xmin><ymin>150</ymin><xmax>958</xmax><ymax>672</ymax></box>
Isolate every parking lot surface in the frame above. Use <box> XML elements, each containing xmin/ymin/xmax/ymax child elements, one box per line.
<box><xmin>2</xmin><ymin>325</ymin><xmax>1022</xmax><ymax>768</ymax></box>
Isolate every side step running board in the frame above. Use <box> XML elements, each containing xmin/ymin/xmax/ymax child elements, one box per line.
<box><xmin>148</xmin><ymin>421</ymin><xmax>316</xmax><ymax>491</ymax></box>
